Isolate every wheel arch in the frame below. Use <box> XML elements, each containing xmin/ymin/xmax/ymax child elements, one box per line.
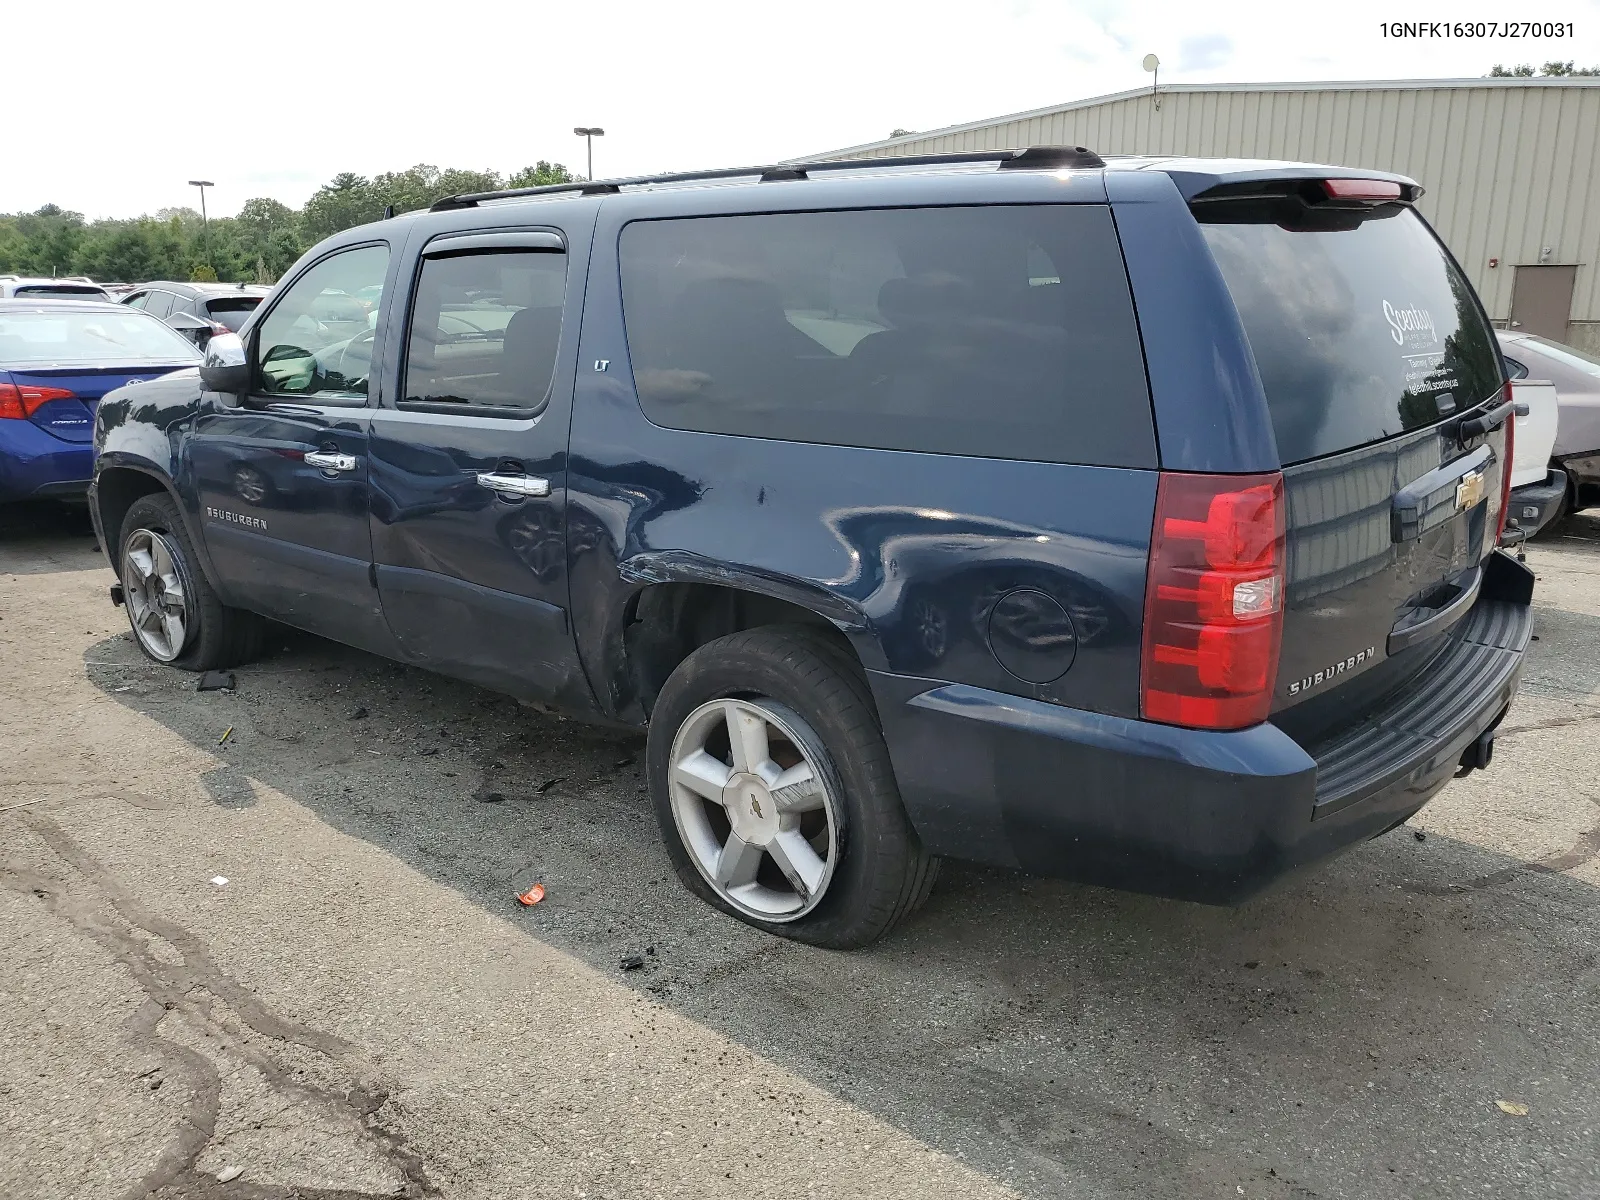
<box><xmin>92</xmin><ymin>463</ymin><xmax>224</xmax><ymax>592</ymax></box>
<box><xmin>610</xmin><ymin>556</ymin><xmax>886</xmax><ymax>723</ymax></box>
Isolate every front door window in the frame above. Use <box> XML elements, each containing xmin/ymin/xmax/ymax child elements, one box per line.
<box><xmin>255</xmin><ymin>244</ymin><xmax>389</xmax><ymax>400</ymax></box>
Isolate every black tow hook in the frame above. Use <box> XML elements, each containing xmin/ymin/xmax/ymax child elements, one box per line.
<box><xmin>109</xmin><ymin>583</ymin><xmax>125</xmax><ymax>607</ymax></box>
<box><xmin>1457</xmin><ymin>730</ymin><xmax>1496</xmax><ymax>776</ymax></box>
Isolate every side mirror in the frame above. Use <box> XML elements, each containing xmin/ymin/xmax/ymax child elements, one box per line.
<box><xmin>166</xmin><ymin>311</ymin><xmax>213</xmax><ymax>349</ymax></box>
<box><xmin>198</xmin><ymin>332</ymin><xmax>250</xmax><ymax>393</ymax></box>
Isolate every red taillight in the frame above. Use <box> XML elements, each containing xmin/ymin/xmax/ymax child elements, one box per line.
<box><xmin>0</xmin><ymin>382</ymin><xmax>75</xmax><ymax>420</ymax></box>
<box><xmin>1496</xmin><ymin>380</ymin><xmax>1515</xmax><ymax>542</ymax></box>
<box><xmin>1322</xmin><ymin>178</ymin><xmax>1402</xmax><ymax>201</ymax></box>
<box><xmin>1141</xmin><ymin>471</ymin><xmax>1286</xmax><ymax>730</ymax></box>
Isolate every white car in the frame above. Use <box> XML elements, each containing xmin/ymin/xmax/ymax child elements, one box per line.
<box><xmin>1499</xmin><ymin>330</ymin><xmax>1600</xmax><ymax>533</ymax></box>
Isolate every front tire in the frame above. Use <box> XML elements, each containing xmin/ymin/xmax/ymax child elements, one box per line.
<box><xmin>647</xmin><ymin>626</ymin><xmax>937</xmax><ymax>949</ymax></box>
<box><xmin>118</xmin><ymin>493</ymin><xmax>263</xmax><ymax>671</ymax></box>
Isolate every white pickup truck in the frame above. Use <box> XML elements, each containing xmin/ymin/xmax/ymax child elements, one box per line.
<box><xmin>1505</xmin><ymin>376</ymin><xmax>1563</xmax><ymax>537</ymax></box>
<box><xmin>1500</xmin><ymin>330</ymin><xmax>1600</xmax><ymax>532</ymax></box>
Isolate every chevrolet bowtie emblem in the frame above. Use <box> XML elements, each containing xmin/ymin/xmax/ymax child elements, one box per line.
<box><xmin>1456</xmin><ymin>470</ymin><xmax>1486</xmax><ymax>512</ymax></box>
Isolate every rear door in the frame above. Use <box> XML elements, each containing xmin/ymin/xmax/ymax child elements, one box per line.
<box><xmin>187</xmin><ymin>241</ymin><xmax>399</xmax><ymax>654</ymax></box>
<box><xmin>1195</xmin><ymin>191</ymin><xmax>1509</xmax><ymax>718</ymax></box>
<box><xmin>366</xmin><ymin>220</ymin><xmax>594</xmax><ymax>710</ymax></box>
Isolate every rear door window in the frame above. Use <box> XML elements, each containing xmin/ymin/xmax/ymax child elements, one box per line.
<box><xmin>142</xmin><ymin>291</ymin><xmax>176</xmax><ymax>319</ymax></box>
<box><xmin>618</xmin><ymin>205</ymin><xmax>1155</xmax><ymax>467</ymax></box>
<box><xmin>402</xmin><ymin>247</ymin><xmax>568</xmax><ymax>413</ymax></box>
<box><xmin>1198</xmin><ymin>206</ymin><xmax>1503</xmax><ymax>464</ymax></box>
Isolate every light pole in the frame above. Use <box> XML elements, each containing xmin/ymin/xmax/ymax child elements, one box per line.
<box><xmin>573</xmin><ymin>127</ymin><xmax>605</xmax><ymax>181</ymax></box>
<box><xmin>188</xmin><ymin>180</ymin><xmax>214</xmax><ymax>269</ymax></box>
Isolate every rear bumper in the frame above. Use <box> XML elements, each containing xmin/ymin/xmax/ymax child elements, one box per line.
<box><xmin>0</xmin><ymin>423</ymin><xmax>92</xmax><ymax>501</ymax></box>
<box><xmin>1509</xmin><ymin>469</ymin><xmax>1568</xmax><ymax>535</ymax></box>
<box><xmin>872</xmin><ymin>591</ymin><xmax>1531</xmax><ymax>904</ymax></box>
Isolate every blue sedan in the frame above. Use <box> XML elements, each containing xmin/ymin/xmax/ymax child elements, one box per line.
<box><xmin>0</xmin><ymin>299</ymin><xmax>201</xmax><ymax>501</ymax></box>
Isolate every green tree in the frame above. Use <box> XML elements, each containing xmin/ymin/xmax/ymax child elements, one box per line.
<box><xmin>0</xmin><ymin>217</ymin><xmax>26</xmax><ymax>271</ymax></box>
<box><xmin>506</xmin><ymin>161</ymin><xmax>574</xmax><ymax>188</ymax></box>
<box><xmin>1490</xmin><ymin>61</ymin><xmax>1599</xmax><ymax>76</ymax></box>
<box><xmin>235</xmin><ymin>197</ymin><xmax>302</xmax><ymax>280</ymax></box>
<box><xmin>6</xmin><ymin>205</ymin><xmax>88</xmax><ymax>276</ymax></box>
<box><xmin>368</xmin><ymin>164</ymin><xmax>505</xmax><ymax>215</ymax></box>
<box><xmin>0</xmin><ymin>154</ymin><xmax>581</xmax><ymax>282</ymax></box>
<box><xmin>73</xmin><ymin>219</ymin><xmax>167</xmax><ymax>282</ymax></box>
<box><xmin>301</xmin><ymin>172</ymin><xmax>381</xmax><ymax>242</ymax></box>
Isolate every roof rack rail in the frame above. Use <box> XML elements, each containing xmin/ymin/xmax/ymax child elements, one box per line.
<box><xmin>429</xmin><ymin>146</ymin><xmax>1105</xmax><ymax>211</ymax></box>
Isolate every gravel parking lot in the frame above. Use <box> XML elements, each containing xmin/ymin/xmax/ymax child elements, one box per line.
<box><xmin>4</xmin><ymin>504</ymin><xmax>1600</xmax><ymax>1200</ymax></box>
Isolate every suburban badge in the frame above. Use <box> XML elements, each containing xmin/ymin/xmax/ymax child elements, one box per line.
<box><xmin>1286</xmin><ymin>647</ymin><xmax>1379</xmax><ymax>696</ymax></box>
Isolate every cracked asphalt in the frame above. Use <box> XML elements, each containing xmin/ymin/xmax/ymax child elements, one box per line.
<box><xmin>3</xmin><ymin>503</ymin><xmax>1600</xmax><ymax>1200</ymax></box>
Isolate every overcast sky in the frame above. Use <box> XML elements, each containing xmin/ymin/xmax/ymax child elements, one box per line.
<box><xmin>12</xmin><ymin>0</ymin><xmax>1599</xmax><ymax>220</ymax></box>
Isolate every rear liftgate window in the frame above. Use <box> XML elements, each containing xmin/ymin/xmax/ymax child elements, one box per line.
<box><xmin>1198</xmin><ymin>201</ymin><xmax>1503</xmax><ymax>465</ymax></box>
<box><xmin>618</xmin><ymin>205</ymin><xmax>1155</xmax><ymax>466</ymax></box>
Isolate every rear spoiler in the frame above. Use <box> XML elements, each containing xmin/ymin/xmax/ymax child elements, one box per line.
<box><xmin>1189</xmin><ymin>176</ymin><xmax>1424</xmax><ymax>207</ymax></box>
<box><xmin>1186</xmin><ymin>176</ymin><xmax>1423</xmax><ymax>230</ymax></box>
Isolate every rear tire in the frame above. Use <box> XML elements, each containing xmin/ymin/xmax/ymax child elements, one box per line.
<box><xmin>118</xmin><ymin>493</ymin><xmax>263</xmax><ymax>671</ymax></box>
<box><xmin>647</xmin><ymin>625</ymin><xmax>937</xmax><ymax>949</ymax></box>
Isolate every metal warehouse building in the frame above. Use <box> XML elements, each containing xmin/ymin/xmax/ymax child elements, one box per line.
<box><xmin>812</xmin><ymin>78</ymin><xmax>1600</xmax><ymax>354</ymax></box>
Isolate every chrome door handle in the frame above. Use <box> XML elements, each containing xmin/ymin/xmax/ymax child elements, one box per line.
<box><xmin>477</xmin><ymin>472</ymin><xmax>550</xmax><ymax>498</ymax></box>
<box><xmin>304</xmin><ymin>450</ymin><xmax>358</xmax><ymax>472</ymax></box>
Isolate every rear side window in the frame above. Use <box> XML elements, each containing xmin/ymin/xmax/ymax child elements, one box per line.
<box><xmin>402</xmin><ymin>249</ymin><xmax>567</xmax><ymax>412</ymax></box>
<box><xmin>619</xmin><ymin>205</ymin><xmax>1154</xmax><ymax>466</ymax></box>
<box><xmin>1198</xmin><ymin>206</ymin><xmax>1503</xmax><ymax>465</ymax></box>
<box><xmin>142</xmin><ymin>291</ymin><xmax>176</xmax><ymax>319</ymax></box>
<box><xmin>205</xmin><ymin>296</ymin><xmax>262</xmax><ymax>331</ymax></box>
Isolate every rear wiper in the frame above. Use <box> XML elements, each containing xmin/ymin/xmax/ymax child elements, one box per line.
<box><xmin>1457</xmin><ymin>400</ymin><xmax>1514</xmax><ymax>442</ymax></box>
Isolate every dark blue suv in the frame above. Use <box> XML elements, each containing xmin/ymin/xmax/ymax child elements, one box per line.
<box><xmin>90</xmin><ymin>148</ymin><xmax>1534</xmax><ymax>947</ymax></box>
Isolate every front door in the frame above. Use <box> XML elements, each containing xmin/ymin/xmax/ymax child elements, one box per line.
<box><xmin>188</xmin><ymin>240</ymin><xmax>399</xmax><ymax>655</ymax></box>
<box><xmin>366</xmin><ymin>223</ymin><xmax>595</xmax><ymax>711</ymax></box>
<box><xmin>1510</xmin><ymin>264</ymin><xmax>1577</xmax><ymax>342</ymax></box>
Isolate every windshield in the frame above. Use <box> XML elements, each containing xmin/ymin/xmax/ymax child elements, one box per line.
<box><xmin>1523</xmin><ymin>335</ymin><xmax>1600</xmax><ymax>381</ymax></box>
<box><xmin>0</xmin><ymin>308</ymin><xmax>202</xmax><ymax>364</ymax></box>
<box><xmin>1199</xmin><ymin>206</ymin><xmax>1503</xmax><ymax>464</ymax></box>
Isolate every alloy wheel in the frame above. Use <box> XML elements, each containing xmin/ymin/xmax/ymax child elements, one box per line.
<box><xmin>667</xmin><ymin>698</ymin><xmax>840</xmax><ymax>922</ymax></box>
<box><xmin>122</xmin><ymin>528</ymin><xmax>190</xmax><ymax>662</ymax></box>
